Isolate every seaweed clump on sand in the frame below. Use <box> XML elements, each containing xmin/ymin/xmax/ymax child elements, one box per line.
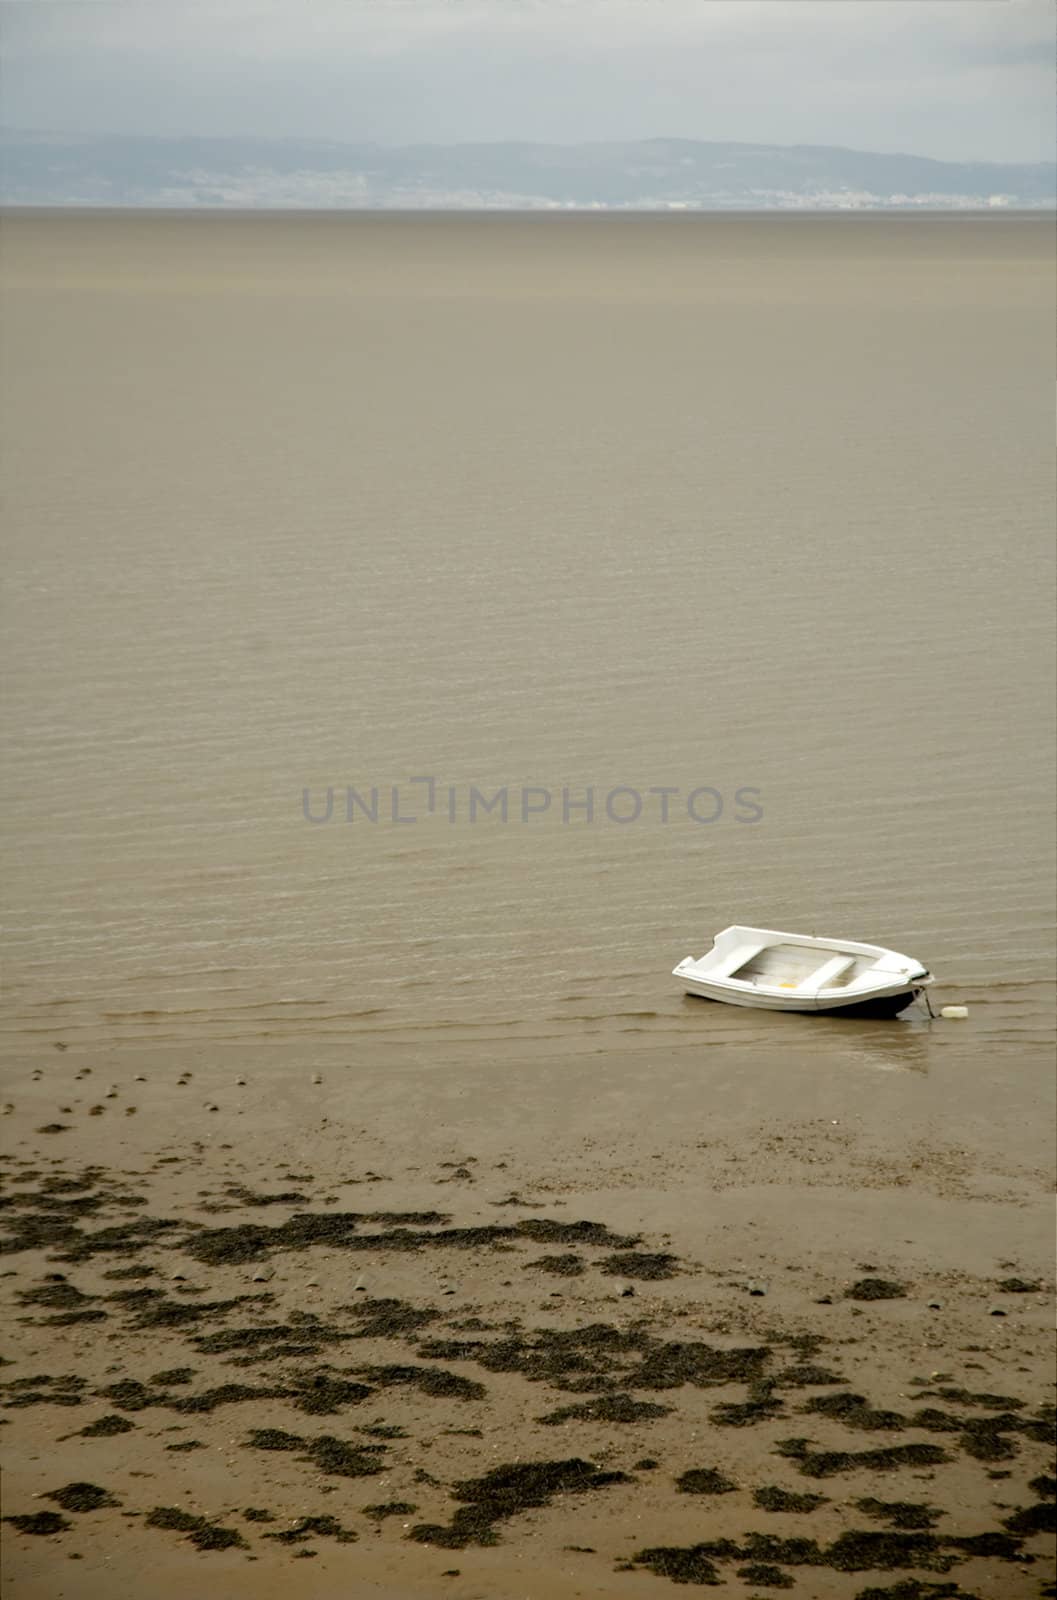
<box><xmin>262</xmin><ymin>1515</ymin><xmax>357</xmax><ymax>1544</ymax></box>
<box><xmin>363</xmin><ymin>1501</ymin><xmax>418</xmax><ymax>1521</ymax></box>
<box><xmin>4</xmin><ymin>1511</ymin><xmax>72</xmax><ymax>1536</ymax></box>
<box><xmin>630</xmin><ymin>1527</ymin><xmax>985</xmax><ymax>1587</ymax></box>
<box><xmin>408</xmin><ymin>1459</ymin><xmax>629</xmax><ymax>1549</ymax></box>
<box><xmin>244</xmin><ymin>1428</ymin><xmax>386</xmax><ymax>1478</ymax></box>
<box><xmin>516</xmin><ymin>1220</ymin><xmax>639</xmax><ymax>1249</ymax></box>
<box><xmin>753</xmin><ymin>1486</ymin><xmax>828</xmax><ymax>1513</ymax></box>
<box><xmin>845</xmin><ymin>1279</ymin><xmax>907</xmax><ymax>1301</ymax></box>
<box><xmin>737</xmin><ymin>1564</ymin><xmax>794</xmax><ymax>1589</ymax></box>
<box><xmin>775</xmin><ymin>1438</ymin><xmax>950</xmax><ymax>1479</ymax></box>
<box><xmin>78</xmin><ymin>1414</ymin><xmax>134</xmax><ymax>1438</ymax></box>
<box><xmin>95</xmin><ymin>1378</ymin><xmax>170</xmax><ymax>1413</ymax></box>
<box><xmin>17</xmin><ymin>1281</ymin><xmax>99</xmax><ymax>1312</ymax></box>
<box><xmin>676</xmin><ymin>1468</ymin><xmax>737</xmax><ymax>1495</ymax></box>
<box><xmin>802</xmin><ymin>1393</ymin><xmax>908</xmax><ymax>1432</ymax></box>
<box><xmin>853</xmin><ymin>1585</ymin><xmax>981</xmax><ymax>1600</ymax></box>
<box><xmin>353</xmin><ymin>1364</ymin><xmax>484</xmax><ymax>1402</ymax></box>
<box><xmin>599</xmin><ymin>1252</ymin><xmax>680</xmax><ymax>1281</ymax></box>
<box><xmin>524</xmin><ymin>1254</ymin><xmax>585</xmax><ymax>1277</ymax></box>
<box><xmin>144</xmin><ymin>1507</ymin><xmax>247</xmax><ymax>1551</ymax></box>
<box><xmin>628</xmin><ymin>1544</ymin><xmax>732</xmax><ymax>1586</ymax></box>
<box><xmin>539</xmin><ymin>1394</ymin><xmax>672</xmax><ymax>1426</ymax></box>
<box><xmin>345</xmin><ymin>1298</ymin><xmax>442</xmax><ymax>1340</ymax></box>
<box><xmin>169</xmin><ymin>1381</ymin><xmax>293</xmax><ymax>1415</ymax></box>
<box><xmin>628</xmin><ymin>1340</ymin><xmax>771</xmax><ymax>1392</ymax></box>
<box><xmin>3</xmin><ymin>1372</ymin><xmax>88</xmax><ymax>1408</ymax></box>
<box><xmin>46</xmin><ymin>1482</ymin><xmax>120</xmax><ymax>1512</ymax></box>
<box><xmin>180</xmin><ymin>1211</ymin><xmax>633</xmax><ymax>1267</ymax></box>
<box><xmin>855</xmin><ymin>1499</ymin><xmax>941</xmax><ymax>1531</ymax></box>
<box><xmin>419</xmin><ymin>1322</ymin><xmax>643</xmax><ymax>1392</ymax></box>
<box><xmin>712</xmin><ymin>1385</ymin><xmax>786</xmax><ymax>1428</ymax></box>
<box><xmin>1002</xmin><ymin>1500</ymin><xmax>1056</xmax><ymax>1537</ymax></box>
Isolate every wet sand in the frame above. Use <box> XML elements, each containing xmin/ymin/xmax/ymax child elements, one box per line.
<box><xmin>2</xmin><ymin>1040</ymin><xmax>1053</xmax><ymax>1599</ymax></box>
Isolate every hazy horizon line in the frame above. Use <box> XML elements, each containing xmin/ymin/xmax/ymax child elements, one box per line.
<box><xmin>4</xmin><ymin>126</ymin><xmax>1056</xmax><ymax>170</ymax></box>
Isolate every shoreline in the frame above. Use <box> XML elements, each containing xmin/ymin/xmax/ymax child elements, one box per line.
<box><xmin>2</xmin><ymin>1043</ymin><xmax>1054</xmax><ymax>1598</ymax></box>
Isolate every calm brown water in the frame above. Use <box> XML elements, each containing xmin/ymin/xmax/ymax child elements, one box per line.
<box><xmin>1</xmin><ymin>213</ymin><xmax>1054</xmax><ymax>1077</ymax></box>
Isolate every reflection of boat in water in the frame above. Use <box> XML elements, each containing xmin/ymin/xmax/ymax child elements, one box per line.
<box><xmin>674</xmin><ymin>925</ymin><xmax>933</xmax><ymax>1017</ymax></box>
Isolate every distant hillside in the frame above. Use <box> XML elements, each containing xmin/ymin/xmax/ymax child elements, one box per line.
<box><xmin>3</xmin><ymin>130</ymin><xmax>1054</xmax><ymax>210</ymax></box>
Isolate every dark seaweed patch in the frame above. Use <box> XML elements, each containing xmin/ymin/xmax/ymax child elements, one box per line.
<box><xmin>853</xmin><ymin>1583</ymin><xmax>977</xmax><ymax>1600</ymax></box>
<box><xmin>17</xmin><ymin>1282</ymin><xmax>97</xmax><ymax>1311</ymax></box>
<box><xmin>2</xmin><ymin>1372</ymin><xmax>87</xmax><ymax>1409</ymax></box>
<box><xmin>1002</xmin><ymin>1501</ymin><xmax>1056</xmax><ymax>1537</ymax></box>
<box><xmin>46</xmin><ymin>1482</ymin><xmax>119</xmax><ymax>1512</ymax></box>
<box><xmin>630</xmin><ymin>1545</ymin><xmax>726</xmax><ymax>1585</ymax></box>
<box><xmin>244</xmin><ymin>1428</ymin><xmax>386</xmax><ymax>1478</ymax></box>
<box><xmin>408</xmin><ymin>1459</ymin><xmax>629</xmax><ymax>1549</ymax></box>
<box><xmin>855</xmin><ymin>1500</ymin><xmax>941</xmax><ymax>1531</ymax></box>
<box><xmin>345</xmin><ymin>1298</ymin><xmax>441</xmax><ymax>1340</ymax></box>
<box><xmin>262</xmin><ymin>1515</ymin><xmax>357</xmax><ymax>1544</ymax></box>
<box><xmin>846</xmin><ymin>1280</ymin><xmax>908</xmax><ymax>1301</ymax></box>
<box><xmin>803</xmin><ymin>1392</ymin><xmax>907</xmax><ymax>1431</ymax></box>
<box><xmin>355</xmin><ymin>1364</ymin><xmax>484</xmax><ymax>1402</ymax></box>
<box><xmin>4</xmin><ymin>1511</ymin><xmax>72</xmax><ymax>1536</ymax></box>
<box><xmin>145</xmin><ymin>1506</ymin><xmax>204</xmax><ymax>1531</ymax></box>
<box><xmin>78</xmin><ymin>1413</ymin><xmax>134</xmax><ymax>1437</ymax></box>
<box><xmin>131</xmin><ymin>1293</ymin><xmax>270</xmax><ymax>1330</ymax></box>
<box><xmin>170</xmin><ymin>1382</ymin><xmax>291</xmax><ymax>1414</ymax></box>
<box><xmin>996</xmin><ymin>1278</ymin><xmax>1041</xmax><ymax>1293</ymax></box>
<box><xmin>712</xmin><ymin>1385</ymin><xmax>785</xmax><ymax>1427</ymax></box>
<box><xmin>517</xmin><ymin>1221</ymin><xmax>638</xmax><ymax>1249</ymax></box>
<box><xmin>753</xmin><ymin>1487</ymin><xmax>828</xmax><ymax>1513</ymax></box>
<box><xmin>286</xmin><ymin>1372</ymin><xmax>375</xmax><ymax>1414</ymax></box>
<box><xmin>676</xmin><ymin>1468</ymin><xmax>737</xmax><ymax>1495</ymax></box>
<box><xmin>245</xmin><ymin>1428</ymin><xmax>304</xmax><ymax>1451</ymax></box>
<box><xmin>95</xmin><ymin>1379</ymin><xmax>168</xmax><ymax>1412</ymax></box>
<box><xmin>224</xmin><ymin>1187</ymin><xmax>309</xmax><ymax>1207</ymax></box>
<box><xmin>524</xmin><ymin>1254</ymin><xmax>585</xmax><ymax>1277</ymax></box>
<box><xmin>737</xmin><ymin>1564</ymin><xmax>794</xmax><ymax>1589</ymax></box>
<box><xmin>943</xmin><ymin>1531</ymin><xmax>1025</xmax><ymax>1558</ymax></box>
<box><xmin>822</xmin><ymin>1532</ymin><xmax>953</xmax><ymax>1573</ymax></box>
<box><xmin>628</xmin><ymin>1340</ymin><xmax>771</xmax><ymax>1391</ymax></box>
<box><xmin>192</xmin><ymin>1526</ymin><xmax>246</xmax><ymax>1551</ymax></box>
<box><xmin>539</xmin><ymin>1393</ymin><xmax>672</xmax><ymax>1426</ymax></box>
<box><xmin>363</xmin><ymin>1501</ymin><xmax>418</xmax><ymax>1521</ymax></box>
<box><xmin>42</xmin><ymin>1308</ymin><xmax>109</xmax><ymax>1326</ymax></box>
<box><xmin>599</xmin><ymin>1252</ymin><xmax>680</xmax><ymax>1281</ymax></box>
<box><xmin>775</xmin><ymin>1438</ymin><xmax>949</xmax><ymax>1478</ymax></box>
<box><xmin>180</xmin><ymin>1212</ymin><xmax>627</xmax><ymax>1266</ymax></box>
<box><xmin>145</xmin><ymin>1507</ymin><xmax>247</xmax><ymax>1551</ymax></box>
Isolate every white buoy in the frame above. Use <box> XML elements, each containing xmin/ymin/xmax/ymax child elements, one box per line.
<box><xmin>940</xmin><ymin>1005</ymin><xmax>969</xmax><ymax>1019</ymax></box>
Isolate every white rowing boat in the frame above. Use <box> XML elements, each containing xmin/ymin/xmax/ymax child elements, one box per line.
<box><xmin>673</xmin><ymin>925</ymin><xmax>933</xmax><ymax>1016</ymax></box>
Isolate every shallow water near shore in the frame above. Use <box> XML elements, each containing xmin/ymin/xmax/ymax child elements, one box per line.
<box><xmin>1</xmin><ymin>211</ymin><xmax>1055</xmax><ymax>1081</ymax></box>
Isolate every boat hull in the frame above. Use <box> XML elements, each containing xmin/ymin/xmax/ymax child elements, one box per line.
<box><xmin>681</xmin><ymin>983</ymin><xmax>924</xmax><ymax>1017</ymax></box>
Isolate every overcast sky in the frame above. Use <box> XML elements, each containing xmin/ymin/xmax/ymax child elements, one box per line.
<box><xmin>3</xmin><ymin>0</ymin><xmax>1055</xmax><ymax>163</ymax></box>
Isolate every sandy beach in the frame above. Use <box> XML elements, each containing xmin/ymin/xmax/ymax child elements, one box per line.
<box><xmin>2</xmin><ymin>1036</ymin><xmax>1053</xmax><ymax>1599</ymax></box>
